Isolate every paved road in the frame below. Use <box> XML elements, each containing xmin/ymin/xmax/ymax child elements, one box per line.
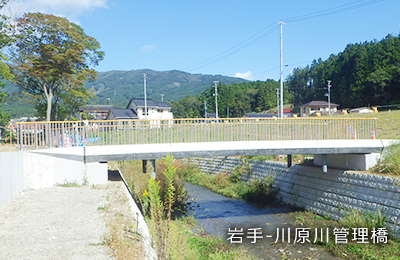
<box><xmin>0</xmin><ymin>185</ymin><xmax>111</xmax><ymax>260</ymax></box>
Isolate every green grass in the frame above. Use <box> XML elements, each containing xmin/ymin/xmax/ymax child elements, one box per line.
<box><xmin>329</xmin><ymin>109</ymin><xmax>400</xmax><ymax>140</ymax></box>
<box><xmin>178</xmin><ymin>162</ymin><xmax>276</xmax><ymax>204</ymax></box>
<box><xmin>372</xmin><ymin>144</ymin><xmax>400</xmax><ymax>175</ymax></box>
<box><xmin>293</xmin><ymin>210</ymin><xmax>400</xmax><ymax>260</ymax></box>
<box><xmin>97</xmin><ymin>205</ymin><xmax>107</xmax><ymax>210</ymax></box>
<box><xmin>58</xmin><ymin>181</ymin><xmax>80</xmax><ymax>187</ymax></box>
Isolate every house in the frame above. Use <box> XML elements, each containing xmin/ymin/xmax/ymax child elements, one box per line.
<box><xmin>107</xmin><ymin>107</ymin><xmax>138</xmax><ymax>120</ymax></box>
<box><xmin>80</xmin><ymin>105</ymin><xmax>115</xmax><ymax>120</ymax></box>
<box><xmin>205</xmin><ymin>113</ymin><xmax>217</xmax><ymax>118</ymax></box>
<box><xmin>300</xmin><ymin>101</ymin><xmax>340</xmax><ymax>117</ymax></box>
<box><xmin>349</xmin><ymin>107</ymin><xmax>373</xmax><ymax>114</ymax></box>
<box><xmin>273</xmin><ymin>108</ymin><xmax>294</xmax><ymax>118</ymax></box>
<box><xmin>81</xmin><ymin>98</ymin><xmax>173</xmax><ymax>122</ymax></box>
<box><xmin>126</xmin><ymin>98</ymin><xmax>173</xmax><ymax>120</ymax></box>
<box><xmin>242</xmin><ymin>113</ymin><xmax>276</xmax><ymax>118</ymax></box>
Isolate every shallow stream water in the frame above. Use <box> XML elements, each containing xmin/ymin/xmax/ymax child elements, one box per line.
<box><xmin>185</xmin><ymin>182</ymin><xmax>340</xmax><ymax>259</ymax></box>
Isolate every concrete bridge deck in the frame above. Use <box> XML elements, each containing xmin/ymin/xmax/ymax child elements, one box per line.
<box><xmin>32</xmin><ymin>139</ymin><xmax>394</xmax><ymax>162</ymax></box>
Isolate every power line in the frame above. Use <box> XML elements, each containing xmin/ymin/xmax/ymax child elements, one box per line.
<box><xmin>284</xmin><ymin>0</ymin><xmax>385</xmax><ymax>23</ymax></box>
<box><xmin>181</xmin><ymin>0</ymin><xmax>385</xmax><ymax>73</ymax></box>
<box><xmin>183</xmin><ymin>23</ymin><xmax>278</xmax><ymax>72</ymax></box>
<box><xmin>253</xmin><ymin>60</ymin><xmax>312</xmax><ymax>79</ymax></box>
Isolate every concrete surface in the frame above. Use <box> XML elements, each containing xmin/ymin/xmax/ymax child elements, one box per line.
<box><xmin>31</xmin><ymin>139</ymin><xmax>397</xmax><ymax>162</ymax></box>
<box><xmin>0</xmin><ymin>186</ymin><xmax>111</xmax><ymax>260</ymax></box>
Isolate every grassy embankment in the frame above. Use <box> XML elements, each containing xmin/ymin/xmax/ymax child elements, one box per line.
<box><xmin>109</xmin><ymin>158</ymin><xmax>259</xmax><ymax>260</ymax></box>
<box><xmin>329</xmin><ymin>109</ymin><xmax>400</xmax><ymax>175</ymax></box>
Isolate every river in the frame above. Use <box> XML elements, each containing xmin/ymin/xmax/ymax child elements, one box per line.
<box><xmin>185</xmin><ymin>182</ymin><xmax>340</xmax><ymax>259</ymax></box>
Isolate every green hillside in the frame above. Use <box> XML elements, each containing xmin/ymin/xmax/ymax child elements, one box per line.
<box><xmin>84</xmin><ymin>69</ymin><xmax>247</xmax><ymax>108</ymax></box>
<box><xmin>287</xmin><ymin>34</ymin><xmax>400</xmax><ymax>111</ymax></box>
<box><xmin>1</xmin><ymin>69</ymin><xmax>247</xmax><ymax>117</ymax></box>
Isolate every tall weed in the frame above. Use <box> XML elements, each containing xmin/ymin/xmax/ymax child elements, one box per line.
<box><xmin>374</xmin><ymin>144</ymin><xmax>400</xmax><ymax>175</ymax></box>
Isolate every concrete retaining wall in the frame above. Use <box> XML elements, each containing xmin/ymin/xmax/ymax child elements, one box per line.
<box><xmin>118</xmin><ymin>169</ymin><xmax>157</xmax><ymax>260</ymax></box>
<box><xmin>0</xmin><ymin>152</ymin><xmax>24</xmax><ymax>207</ymax></box>
<box><xmin>186</xmin><ymin>157</ymin><xmax>400</xmax><ymax>237</ymax></box>
<box><xmin>0</xmin><ymin>151</ymin><xmax>108</xmax><ymax>207</ymax></box>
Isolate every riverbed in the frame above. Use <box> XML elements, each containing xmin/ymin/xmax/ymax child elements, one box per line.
<box><xmin>185</xmin><ymin>182</ymin><xmax>340</xmax><ymax>259</ymax></box>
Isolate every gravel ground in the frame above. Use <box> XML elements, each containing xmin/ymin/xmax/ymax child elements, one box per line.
<box><xmin>0</xmin><ymin>185</ymin><xmax>112</xmax><ymax>260</ymax></box>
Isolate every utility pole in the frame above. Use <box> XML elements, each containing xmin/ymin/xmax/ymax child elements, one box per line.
<box><xmin>325</xmin><ymin>80</ymin><xmax>332</xmax><ymax>116</ymax></box>
<box><xmin>278</xmin><ymin>21</ymin><xmax>285</xmax><ymax>118</ymax></box>
<box><xmin>204</xmin><ymin>100</ymin><xmax>207</xmax><ymax>119</ymax></box>
<box><xmin>160</xmin><ymin>94</ymin><xmax>164</xmax><ymax>102</ymax></box>
<box><xmin>213</xmin><ymin>81</ymin><xmax>219</xmax><ymax>118</ymax></box>
<box><xmin>143</xmin><ymin>73</ymin><xmax>148</xmax><ymax>119</ymax></box>
<box><xmin>276</xmin><ymin>88</ymin><xmax>280</xmax><ymax>117</ymax></box>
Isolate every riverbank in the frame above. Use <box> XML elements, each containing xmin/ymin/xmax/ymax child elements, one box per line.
<box><xmin>185</xmin><ymin>182</ymin><xmax>340</xmax><ymax>259</ymax></box>
<box><xmin>186</xmin><ymin>156</ymin><xmax>400</xmax><ymax>259</ymax></box>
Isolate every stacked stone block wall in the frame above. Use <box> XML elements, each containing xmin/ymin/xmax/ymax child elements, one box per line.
<box><xmin>185</xmin><ymin>156</ymin><xmax>400</xmax><ymax>237</ymax></box>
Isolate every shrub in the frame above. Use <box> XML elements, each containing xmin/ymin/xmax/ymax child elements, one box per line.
<box><xmin>374</xmin><ymin>144</ymin><xmax>400</xmax><ymax>175</ymax></box>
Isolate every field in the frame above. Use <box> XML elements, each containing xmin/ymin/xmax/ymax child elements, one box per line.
<box><xmin>329</xmin><ymin>109</ymin><xmax>400</xmax><ymax>139</ymax></box>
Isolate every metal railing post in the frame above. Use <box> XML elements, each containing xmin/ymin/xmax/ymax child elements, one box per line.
<box><xmin>19</xmin><ymin>123</ymin><xmax>23</xmax><ymax>150</ymax></box>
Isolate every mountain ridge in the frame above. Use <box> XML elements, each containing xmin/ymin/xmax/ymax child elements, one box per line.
<box><xmin>2</xmin><ymin>69</ymin><xmax>248</xmax><ymax>117</ymax></box>
<box><xmin>84</xmin><ymin>69</ymin><xmax>248</xmax><ymax>108</ymax></box>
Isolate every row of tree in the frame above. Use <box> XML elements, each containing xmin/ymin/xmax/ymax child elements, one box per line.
<box><xmin>0</xmin><ymin>1</ymin><xmax>103</xmax><ymax>132</ymax></box>
<box><xmin>170</xmin><ymin>33</ymin><xmax>400</xmax><ymax>118</ymax></box>
<box><xmin>169</xmin><ymin>80</ymin><xmax>290</xmax><ymax>118</ymax></box>
<box><xmin>287</xmin><ymin>34</ymin><xmax>400</xmax><ymax>110</ymax></box>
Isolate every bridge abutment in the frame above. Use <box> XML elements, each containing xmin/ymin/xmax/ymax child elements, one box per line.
<box><xmin>0</xmin><ymin>150</ymin><xmax>109</xmax><ymax>207</ymax></box>
<box><xmin>314</xmin><ymin>153</ymin><xmax>381</xmax><ymax>171</ymax></box>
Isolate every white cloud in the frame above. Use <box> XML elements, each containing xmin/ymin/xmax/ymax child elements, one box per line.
<box><xmin>235</xmin><ymin>71</ymin><xmax>253</xmax><ymax>80</ymax></box>
<box><xmin>5</xmin><ymin>0</ymin><xmax>108</xmax><ymax>19</ymax></box>
<box><xmin>141</xmin><ymin>45</ymin><xmax>155</xmax><ymax>53</ymax></box>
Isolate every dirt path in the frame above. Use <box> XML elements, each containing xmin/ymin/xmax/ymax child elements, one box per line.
<box><xmin>0</xmin><ymin>185</ymin><xmax>111</xmax><ymax>260</ymax></box>
<box><xmin>0</xmin><ymin>144</ymin><xmax>18</xmax><ymax>153</ymax></box>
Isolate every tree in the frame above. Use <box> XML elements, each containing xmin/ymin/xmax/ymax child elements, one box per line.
<box><xmin>10</xmin><ymin>13</ymin><xmax>104</xmax><ymax>121</ymax></box>
<box><xmin>286</xmin><ymin>33</ymin><xmax>400</xmax><ymax>110</ymax></box>
<box><xmin>0</xmin><ymin>0</ymin><xmax>14</xmax><ymax>141</ymax></box>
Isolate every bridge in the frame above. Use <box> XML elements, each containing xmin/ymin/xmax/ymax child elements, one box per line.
<box><xmin>13</xmin><ymin>117</ymin><xmax>395</xmax><ymax>171</ymax></box>
<box><xmin>16</xmin><ymin>117</ymin><xmax>379</xmax><ymax>149</ymax></box>
<box><xmin>1</xmin><ymin>117</ymin><xmax>397</xmax><ymax>205</ymax></box>
<box><xmin>3</xmin><ymin>117</ymin><xmax>394</xmax><ymax>188</ymax></box>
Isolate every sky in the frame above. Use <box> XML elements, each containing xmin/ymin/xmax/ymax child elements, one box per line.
<box><xmin>4</xmin><ymin>0</ymin><xmax>400</xmax><ymax>81</ymax></box>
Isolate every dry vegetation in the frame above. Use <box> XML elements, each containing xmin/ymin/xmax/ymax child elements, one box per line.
<box><xmin>100</xmin><ymin>177</ymin><xmax>143</xmax><ymax>259</ymax></box>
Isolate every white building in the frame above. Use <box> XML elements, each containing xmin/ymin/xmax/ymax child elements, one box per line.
<box><xmin>126</xmin><ymin>98</ymin><xmax>173</xmax><ymax>120</ymax></box>
<box><xmin>300</xmin><ymin>101</ymin><xmax>340</xmax><ymax>117</ymax></box>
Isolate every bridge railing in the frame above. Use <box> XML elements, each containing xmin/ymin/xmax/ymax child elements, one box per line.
<box><xmin>16</xmin><ymin>117</ymin><xmax>378</xmax><ymax>150</ymax></box>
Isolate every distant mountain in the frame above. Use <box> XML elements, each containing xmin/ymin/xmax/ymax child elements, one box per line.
<box><xmin>85</xmin><ymin>69</ymin><xmax>248</xmax><ymax>108</ymax></box>
<box><xmin>1</xmin><ymin>69</ymin><xmax>248</xmax><ymax>117</ymax></box>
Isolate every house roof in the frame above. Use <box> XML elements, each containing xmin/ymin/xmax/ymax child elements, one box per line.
<box><xmin>109</xmin><ymin>108</ymin><xmax>138</xmax><ymax>119</ymax></box>
<box><xmin>206</xmin><ymin>113</ymin><xmax>217</xmax><ymax>118</ymax></box>
<box><xmin>273</xmin><ymin>109</ymin><xmax>293</xmax><ymax>114</ymax></box>
<box><xmin>129</xmin><ymin>98</ymin><xmax>170</xmax><ymax>109</ymax></box>
<box><xmin>349</xmin><ymin>107</ymin><xmax>373</xmax><ymax>113</ymax></box>
<box><xmin>81</xmin><ymin>105</ymin><xmax>115</xmax><ymax>112</ymax></box>
<box><xmin>243</xmin><ymin>113</ymin><xmax>276</xmax><ymax>118</ymax></box>
<box><xmin>157</xmin><ymin>102</ymin><xmax>170</xmax><ymax>108</ymax></box>
<box><xmin>300</xmin><ymin>101</ymin><xmax>339</xmax><ymax>108</ymax></box>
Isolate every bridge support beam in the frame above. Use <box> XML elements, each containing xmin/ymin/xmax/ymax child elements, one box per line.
<box><xmin>322</xmin><ymin>154</ymin><xmax>328</xmax><ymax>173</ymax></box>
<box><xmin>287</xmin><ymin>154</ymin><xmax>292</xmax><ymax>168</ymax></box>
<box><xmin>142</xmin><ymin>160</ymin><xmax>147</xmax><ymax>173</ymax></box>
<box><xmin>142</xmin><ymin>159</ymin><xmax>157</xmax><ymax>179</ymax></box>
